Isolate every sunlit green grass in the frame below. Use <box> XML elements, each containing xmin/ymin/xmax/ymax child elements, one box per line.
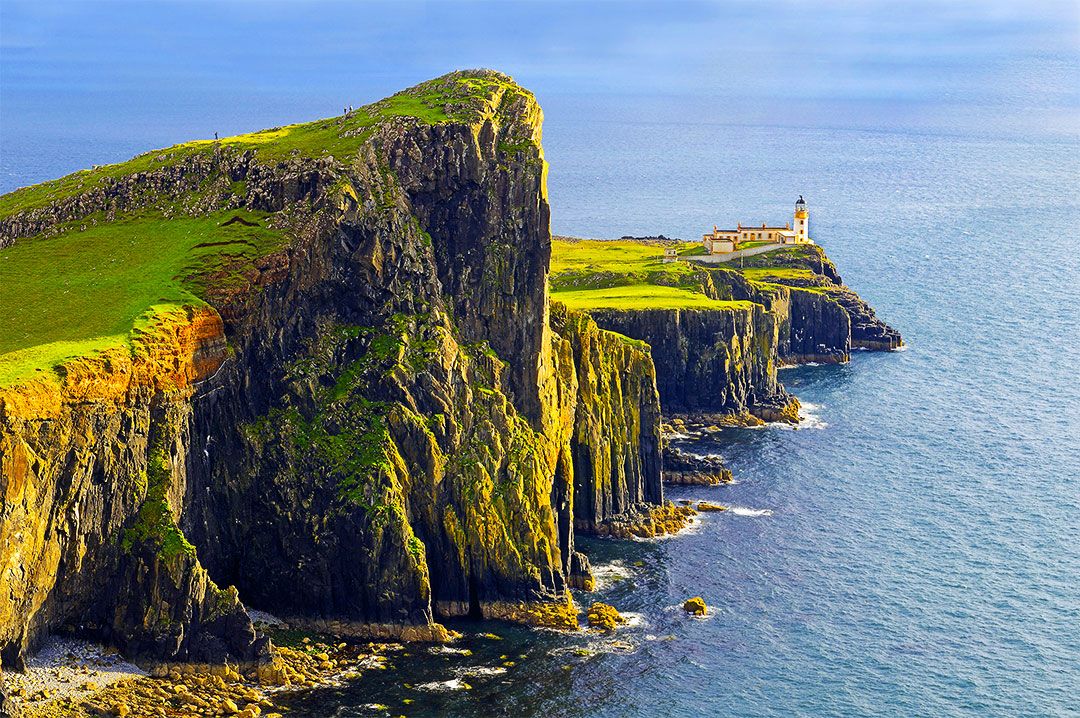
<box><xmin>550</xmin><ymin>239</ymin><xmax>704</xmax><ymax>290</ymax></box>
<box><xmin>740</xmin><ymin>267</ymin><xmax>816</xmax><ymax>280</ymax></box>
<box><xmin>0</xmin><ymin>209</ymin><xmax>284</xmax><ymax>387</ymax></box>
<box><xmin>553</xmin><ymin>286</ymin><xmax>752</xmax><ymax>311</ymax></box>
<box><xmin>0</xmin><ymin>74</ymin><xmax>523</xmax><ymax>218</ymax></box>
<box><xmin>550</xmin><ymin>239</ymin><xmax>751</xmax><ymax>310</ymax></box>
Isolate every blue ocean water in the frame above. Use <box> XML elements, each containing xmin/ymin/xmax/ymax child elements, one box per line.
<box><xmin>2</xmin><ymin>2</ymin><xmax>1078</xmax><ymax>716</ymax></box>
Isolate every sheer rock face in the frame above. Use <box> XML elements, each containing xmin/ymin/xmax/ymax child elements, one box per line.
<box><xmin>578</xmin><ymin>249</ymin><xmax>901</xmax><ymax>417</ymax></box>
<box><xmin>585</xmin><ymin>305</ymin><xmax>789</xmax><ymax>416</ymax></box>
<box><xmin>551</xmin><ymin>307</ymin><xmax>662</xmax><ymax>531</ymax></box>
<box><xmin>0</xmin><ymin>71</ymin><xmax>668</xmax><ymax>668</ymax></box>
<box><xmin>0</xmin><ymin>308</ymin><xmax>263</xmax><ymax>669</ymax></box>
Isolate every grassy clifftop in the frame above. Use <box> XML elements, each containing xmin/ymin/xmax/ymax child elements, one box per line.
<box><xmin>0</xmin><ymin>209</ymin><xmax>282</xmax><ymax>387</ymax></box>
<box><xmin>549</xmin><ymin>237</ymin><xmax>857</xmax><ymax>311</ymax></box>
<box><xmin>0</xmin><ymin>71</ymin><xmax>529</xmax><ymax>218</ymax></box>
<box><xmin>549</xmin><ymin>239</ymin><xmax>754</xmax><ymax>311</ymax></box>
<box><xmin>0</xmin><ymin>70</ymin><xmax>533</xmax><ymax>388</ymax></box>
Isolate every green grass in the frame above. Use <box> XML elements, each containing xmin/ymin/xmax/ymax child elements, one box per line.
<box><xmin>553</xmin><ymin>286</ymin><xmax>751</xmax><ymax>311</ymax></box>
<box><xmin>0</xmin><ymin>72</ymin><xmax>527</xmax><ymax>219</ymax></box>
<box><xmin>550</xmin><ymin>239</ymin><xmax>752</xmax><ymax>310</ymax></box>
<box><xmin>0</xmin><ymin>209</ymin><xmax>286</xmax><ymax>387</ymax></box>
<box><xmin>721</xmin><ymin>243</ymin><xmax>826</xmax><ymax>271</ymax></box>
<box><xmin>550</xmin><ymin>239</ymin><xmax>706</xmax><ymax>291</ymax></box>
<box><xmin>551</xmin><ymin>239</ymin><xmax>667</xmax><ymax>273</ymax></box>
<box><xmin>739</xmin><ymin>267</ymin><xmax>817</xmax><ymax>281</ymax></box>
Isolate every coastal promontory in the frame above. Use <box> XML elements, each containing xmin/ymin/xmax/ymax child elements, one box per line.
<box><xmin>0</xmin><ymin>70</ymin><xmax>900</xmax><ymax>718</ymax></box>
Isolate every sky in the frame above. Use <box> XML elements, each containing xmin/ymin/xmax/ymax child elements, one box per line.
<box><xmin>1</xmin><ymin>0</ymin><xmax>1077</xmax><ymax>192</ymax></box>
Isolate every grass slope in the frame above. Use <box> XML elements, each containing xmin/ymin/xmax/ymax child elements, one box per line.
<box><xmin>0</xmin><ymin>209</ymin><xmax>284</xmax><ymax>387</ymax></box>
<box><xmin>554</xmin><ymin>286</ymin><xmax>753</xmax><ymax>311</ymax></box>
<box><xmin>0</xmin><ymin>72</ymin><xmax>524</xmax><ymax>218</ymax></box>
<box><xmin>0</xmin><ymin>70</ymin><xmax>528</xmax><ymax>389</ymax></box>
<box><xmin>550</xmin><ymin>239</ymin><xmax>750</xmax><ymax>311</ymax></box>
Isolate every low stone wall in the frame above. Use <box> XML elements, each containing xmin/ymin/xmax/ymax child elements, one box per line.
<box><xmin>688</xmin><ymin>243</ymin><xmax>787</xmax><ymax>264</ymax></box>
<box><xmin>686</xmin><ymin>240</ymin><xmax>812</xmax><ymax>263</ymax></box>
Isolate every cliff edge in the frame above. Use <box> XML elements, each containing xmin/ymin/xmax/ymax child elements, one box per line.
<box><xmin>0</xmin><ymin>71</ymin><xmax>677</xmax><ymax>677</ymax></box>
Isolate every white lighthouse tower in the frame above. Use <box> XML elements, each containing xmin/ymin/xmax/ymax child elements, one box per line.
<box><xmin>794</xmin><ymin>195</ymin><xmax>808</xmax><ymax>242</ymax></box>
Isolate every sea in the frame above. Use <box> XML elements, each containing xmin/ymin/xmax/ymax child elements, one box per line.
<box><xmin>1</xmin><ymin>2</ymin><xmax>1078</xmax><ymax>716</ymax></box>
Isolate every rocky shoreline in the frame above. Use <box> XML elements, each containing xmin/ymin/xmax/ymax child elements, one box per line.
<box><xmin>1</xmin><ymin>626</ymin><xmax>401</xmax><ymax>718</ymax></box>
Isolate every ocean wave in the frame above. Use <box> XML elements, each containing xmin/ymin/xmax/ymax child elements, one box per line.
<box><xmin>726</xmin><ymin>506</ymin><xmax>773</xmax><ymax>517</ymax></box>
<box><xmin>430</xmin><ymin>645</ymin><xmax>473</xmax><ymax>656</ymax></box>
<box><xmin>591</xmin><ymin>560</ymin><xmax>633</xmax><ymax>589</ymax></box>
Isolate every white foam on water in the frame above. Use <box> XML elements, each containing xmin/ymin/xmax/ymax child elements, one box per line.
<box><xmin>583</xmin><ymin>637</ymin><xmax>637</xmax><ymax>654</ymax></box>
<box><xmin>356</xmin><ymin>655</ymin><xmax>389</xmax><ymax>670</ymax></box>
<box><xmin>727</xmin><ymin>506</ymin><xmax>773</xmax><ymax>517</ymax></box>
<box><xmin>797</xmin><ymin>402</ymin><xmax>829</xmax><ymax>429</ymax></box>
<box><xmin>416</xmin><ymin>677</ymin><xmax>472</xmax><ymax>692</ymax></box>
<box><xmin>430</xmin><ymin>645</ymin><xmax>472</xmax><ymax>656</ymax></box>
<box><xmin>591</xmin><ymin>560</ymin><xmax>633</xmax><ymax>589</ymax></box>
<box><xmin>620</xmin><ymin>611</ymin><xmax>647</xmax><ymax>628</ymax></box>
<box><xmin>454</xmin><ymin>665</ymin><xmax>508</xmax><ymax>678</ymax></box>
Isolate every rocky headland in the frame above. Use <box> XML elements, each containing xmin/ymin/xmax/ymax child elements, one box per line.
<box><xmin>0</xmin><ymin>70</ymin><xmax>900</xmax><ymax>717</ymax></box>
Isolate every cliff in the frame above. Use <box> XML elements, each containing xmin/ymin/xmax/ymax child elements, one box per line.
<box><xmin>720</xmin><ymin>244</ymin><xmax>902</xmax><ymax>355</ymax></box>
<box><xmin>549</xmin><ymin>239</ymin><xmax>901</xmax><ymax>419</ymax></box>
<box><xmin>584</xmin><ymin>304</ymin><xmax>793</xmax><ymax>419</ymax></box>
<box><xmin>550</xmin><ymin>306</ymin><xmax>663</xmax><ymax>531</ymax></box>
<box><xmin>0</xmin><ymin>70</ymin><xmax>902</xmax><ymax>694</ymax></box>
<box><xmin>0</xmin><ymin>71</ymin><xmax>673</xmax><ymax>674</ymax></box>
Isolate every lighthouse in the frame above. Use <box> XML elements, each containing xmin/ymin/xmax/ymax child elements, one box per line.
<box><xmin>794</xmin><ymin>195</ymin><xmax>808</xmax><ymax>242</ymax></box>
